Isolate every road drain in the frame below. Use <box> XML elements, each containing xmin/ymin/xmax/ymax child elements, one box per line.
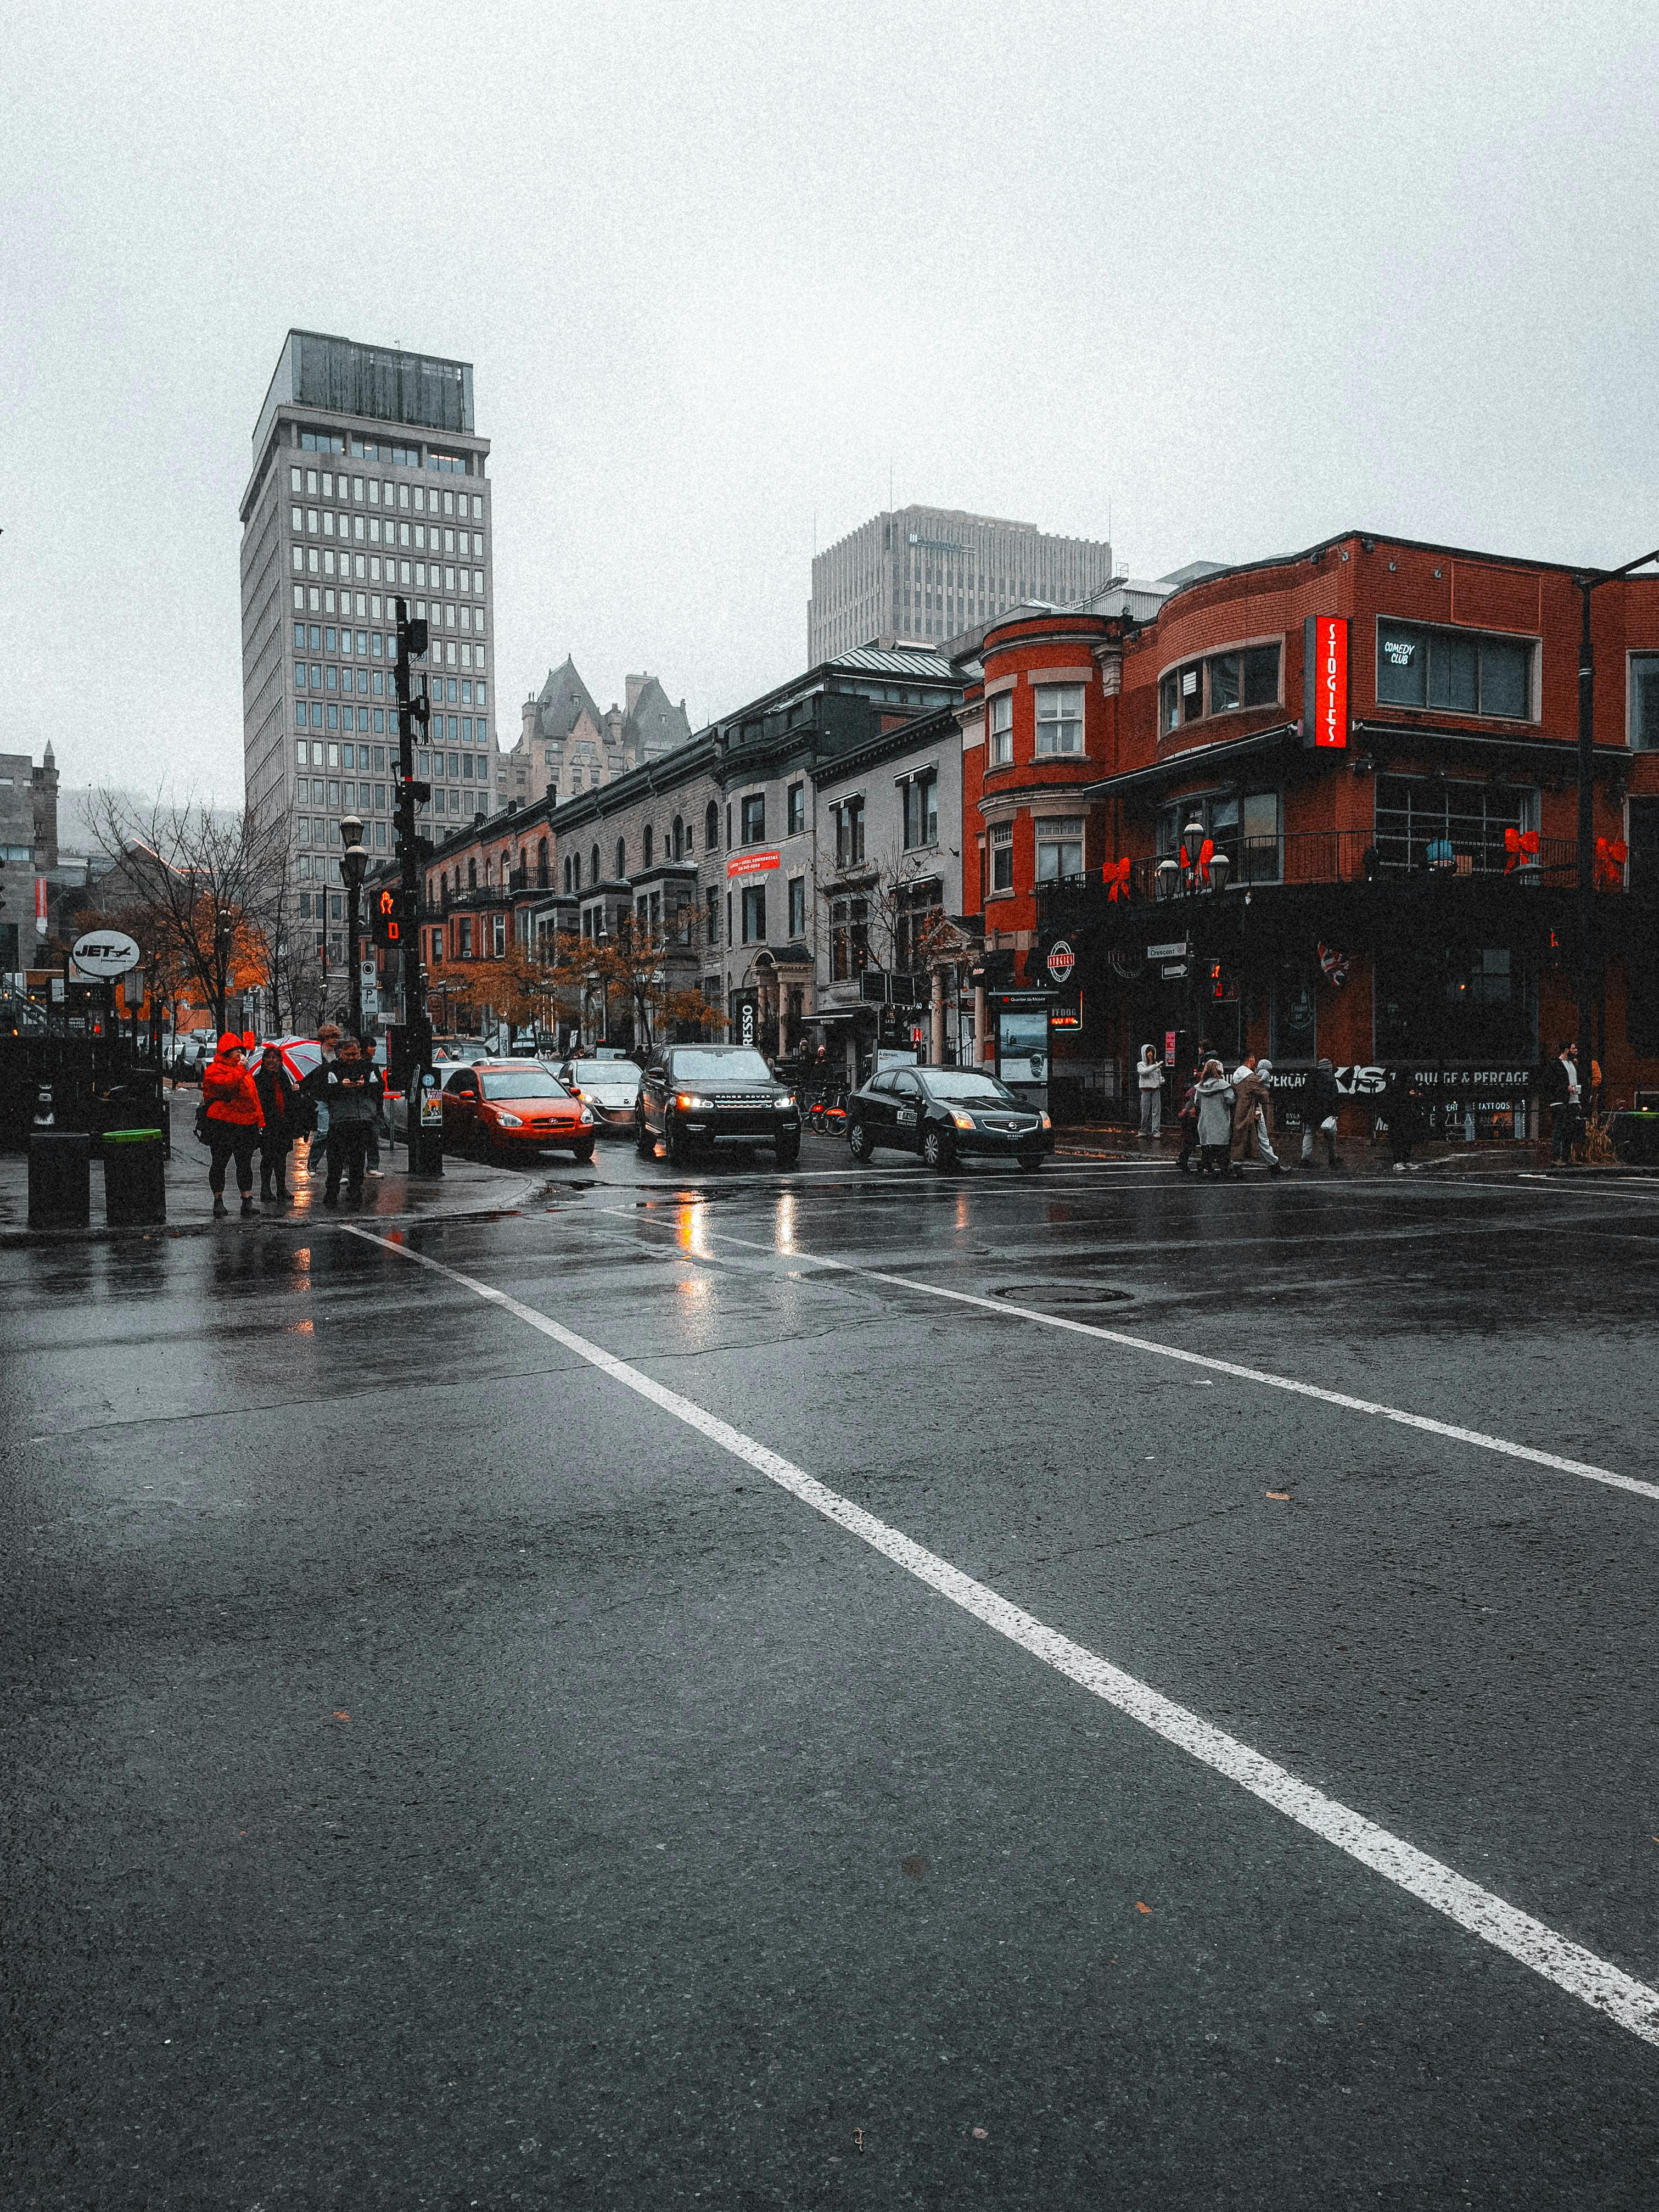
<box><xmin>992</xmin><ymin>1283</ymin><xmax>1132</xmax><ymax>1308</ymax></box>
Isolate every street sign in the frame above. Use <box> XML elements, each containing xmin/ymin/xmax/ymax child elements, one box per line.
<box><xmin>71</xmin><ymin>929</ymin><xmax>141</xmax><ymax>979</ymax></box>
<box><xmin>1045</xmin><ymin>939</ymin><xmax>1076</xmax><ymax>984</ymax></box>
<box><xmin>1147</xmin><ymin>939</ymin><xmax>1189</xmax><ymax>961</ymax></box>
<box><xmin>1161</xmin><ymin>961</ymin><xmax>1190</xmax><ymax>980</ymax></box>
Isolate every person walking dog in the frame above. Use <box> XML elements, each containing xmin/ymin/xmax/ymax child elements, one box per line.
<box><xmin>1136</xmin><ymin>1045</ymin><xmax>1165</xmax><ymax>1140</ymax></box>
<box><xmin>202</xmin><ymin>1033</ymin><xmax>264</xmax><ymax>1217</ymax></box>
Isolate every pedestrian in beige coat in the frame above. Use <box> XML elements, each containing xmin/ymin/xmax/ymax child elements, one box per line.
<box><xmin>1229</xmin><ymin>1055</ymin><xmax>1283</xmax><ymax>1176</ymax></box>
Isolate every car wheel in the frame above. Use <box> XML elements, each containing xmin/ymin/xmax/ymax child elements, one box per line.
<box><xmin>571</xmin><ymin>1140</ymin><xmax>595</xmax><ymax>1163</ymax></box>
<box><xmin>635</xmin><ymin>1111</ymin><xmax>654</xmax><ymax>1157</ymax></box>
<box><xmin>665</xmin><ymin>1119</ymin><xmax>693</xmax><ymax>1168</ymax></box>
<box><xmin>775</xmin><ymin>1136</ymin><xmax>799</xmax><ymax>1168</ymax></box>
<box><xmin>921</xmin><ymin>1127</ymin><xmax>956</xmax><ymax>1172</ymax></box>
<box><xmin>847</xmin><ymin>1121</ymin><xmax>873</xmax><ymax>1161</ymax></box>
<box><xmin>1017</xmin><ymin>1152</ymin><xmax>1046</xmax><ymax>1173</ymax></box>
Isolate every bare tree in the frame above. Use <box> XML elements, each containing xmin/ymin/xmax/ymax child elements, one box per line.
<box><xmin>90</xmin><ymin>796</ymin><xmax>288</xmax><ymax>1033</ymax></box>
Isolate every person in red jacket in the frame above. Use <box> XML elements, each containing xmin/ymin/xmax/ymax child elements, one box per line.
<box><xmin>203</xmin><ymin>1032</ymin><xmax>264</xmax><ymax>1217</ymax></box>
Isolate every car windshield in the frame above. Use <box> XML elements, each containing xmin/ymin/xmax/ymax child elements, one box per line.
<box><xmin>670</xmin><ymin>1050</ymin><xmax>774</xmax><ymax>1083</ymax></box>
<box><xmin>568</xmin><ymin>1062</ymin><xmax>641</xmax><ymax>1086</ymax></box>
<box><xmin>480</xmin><ymin>1071</ymin><xmax>567</xmax><ymax>1100</ymax></box>
<box><xmin>921</xmin><ymin>1071</ymin><xmax>1019</xmax><ymax>1104</ymax></box>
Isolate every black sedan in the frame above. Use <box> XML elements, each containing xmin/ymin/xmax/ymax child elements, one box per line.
<box><xmin>635</xmin><ymin>1044</ymin><xmax>801</xmax><ymax>1167</ymax></box>
<box><xmin>847</xmin><ymin>1065</ymin><xmax>1053</xmax><ymax>1171</ymax></box>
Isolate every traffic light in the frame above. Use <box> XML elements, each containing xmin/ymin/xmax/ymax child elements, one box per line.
<box><xmin>371</xmin><ymin>886</ymin><xmax>413</xmax><ymax>948</ymax></box>
<box><xmin>399</xmin><ymin>614</ymin><xmax>429</xmax><ymax>661</ymax></box>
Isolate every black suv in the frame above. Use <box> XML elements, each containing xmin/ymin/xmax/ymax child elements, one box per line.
<box><xmin>636</xmin><ymin>1044</ymin><xmax>802</xmax><ymax>1167</ymax></box>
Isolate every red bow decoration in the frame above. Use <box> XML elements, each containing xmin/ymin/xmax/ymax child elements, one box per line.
<box><xmin>1196</xmin><ymin>837</ymin><xmax>1215</xmax><ymax>884</ymax></box>
<box><xmin>1504</xmin><ymin>827</ymin><xmax>1539</xmax><ymax>873</ymax></box>
<box><xmin>1594</xmin><ymin>836</ymin><xmax>1629</xmax><ymax>888</ymax></box>
<box><xmin>1102</xmin><ymin>857</ymin><xmax>1131</xmax><ymax>901</ymax></box>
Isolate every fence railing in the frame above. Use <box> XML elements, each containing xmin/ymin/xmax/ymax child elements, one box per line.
<box><xmin>1088</xmin><ymin>830</ymin><xmax>1600</xmax><ymax>904</ymax></box>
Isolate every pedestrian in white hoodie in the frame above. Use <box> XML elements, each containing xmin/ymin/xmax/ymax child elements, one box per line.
<box><xmin>1136</xmin><ymin>1044</ymin><xmax>1165</xmax><ymax>1140</ymax></box>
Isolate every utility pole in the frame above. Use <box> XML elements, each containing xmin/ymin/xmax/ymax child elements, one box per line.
<box><xmin>393</xmin><ymin>597</ymin><xmax>441</xmax><ymax>1175</ymax></box>
<box><xmin>1574</xmin><ymin>546</ymin><xmax>1659</xmax><ymax>1069</ymax></box>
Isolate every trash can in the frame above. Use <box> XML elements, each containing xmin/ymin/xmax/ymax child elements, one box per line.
<box><xmin>102</xmin><ymin>1128</ymin><xmax>167</xmax><ymax>1228</ymax></box>
<box><xmin>29</xmin><ymin>1132</ymin><xmax>92</xmax><ymax>1229</ymax></box>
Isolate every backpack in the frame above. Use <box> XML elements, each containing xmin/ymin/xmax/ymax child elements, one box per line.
<box><xmin>193</xmin><ymin>1100</ymin><xmax>209</xmax><ymax>1146</ymax></box>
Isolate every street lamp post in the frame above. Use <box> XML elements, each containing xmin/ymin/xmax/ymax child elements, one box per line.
<box><xmin>1575</xmin><ymin>547</ymin><xmax>1659</xmax><ymax>1069</ymax></box>
<box><xmin>339</xmin><ymin>815</ymin><xmax>367</xmax><ymax>1039</ymax></box>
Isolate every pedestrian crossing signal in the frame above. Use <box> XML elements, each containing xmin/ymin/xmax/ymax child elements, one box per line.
<box><xmin>371</xmin><ymin>887</ymin><xmax>407</xmax><ymax>948</ymax></box>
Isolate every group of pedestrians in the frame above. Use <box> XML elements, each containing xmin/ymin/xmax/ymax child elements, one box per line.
<box><xmin>200</xmin><ymin>1024</ymin><xmax>385</xmax><ymax>1214</ymax></box>
<box><xmin>1156</xmin><ymin>1041</ymin><xmax>1346</xmax><ymax>1178</ymax></box>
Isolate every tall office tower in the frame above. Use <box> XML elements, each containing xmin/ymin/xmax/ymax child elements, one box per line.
<box><xmin>239</xmin><ymin>329</ymin><xmax>494</xmax><ymax>981</ymax></box>
<box><xmin>808</xmin><ymin>506</ymin><xmax>1114</xmax><ymax>664</ymax></box>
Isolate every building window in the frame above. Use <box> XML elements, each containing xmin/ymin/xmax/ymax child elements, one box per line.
<box><xmin>742</xmin><ymin>882</ymin><xmax>766</xmax><ymax>943</ymax></box>
<box><xmin>615</xmin><ymin>836</ymin><xmax>626</xmax><ymax>878</ymax></box>
<box><xmin>788</xmin><ymin>875</ymin><xmax>806</xmax><ymax>939</ymax></box>
<box><xmin>1376</xmin><ymin>621</ymin><xmax>1533</xmax><ymax>720</ymax></box>
<box><xmin>1035</xmin><ymin>684</ymin><xmax>1084</xmax><ymax>755</ymax></box>
<box><xmin>1035</xmin><ymin>815</ymin><xmax>1085</xmax><ymax>882</ymax></box>
<box><xmin>741</xmin><ymin>792</ymin><xmax>766</xmax><ymax>844</ymax></box>
<box><xmin>829</xmin><ymin>894</ymin><xmax>869</xmax><ymax>981</ymax></box>
<box><xmin>989</xmin><ymin>691</ymin><xmax>1013</xmax><ymax>765</ymax></box>
<box><xmin>459</xmin><ymin>918</ymin><xmax>473</xmax><ymax>956</ymax></box>
<box><xmin>1630</xmin><ymin>654</ymin><xmax>1659</xmax><ymax>749</ymax></box>
<box><xmin>643</xmin><ymin>824</ymin><xmax>654</xmax><ymax>868</ymax></box>
<box><xmin>1373</xmin><ymin>774</ymin><xmax>1535</xmax><ymax>872</ymax></box>
<box><xmin>707</xmin><ymin>886</ymin><xmax>720</xmax><ymax>947</ymax></box>
<box><xmin>705</xmin><ymin>799</ymin><xmax>720</xmax><ymax>849</ymax></box>
<box><xmin>989</xmin><ymin>822</ymin><xmax>1015</xmax><ymax>894</ymax></box>
<box><xmin>902</xmin><ymin>768</ymin><xmax>938</xmax><ymax>850</ymax></box>
<box><xmin>492</xmin><ymin>914</ymin><xmax>506</xmax><ymax>956</ymax></box>
<box><xmin>787</xmin><ymin>782</ymin><xmax>805</xmax><ymax>836</ymax></box>
<box><xmin>833</xmin><ymin>796</ymin><xmax>866</xmax><ymax>869</ymax></box>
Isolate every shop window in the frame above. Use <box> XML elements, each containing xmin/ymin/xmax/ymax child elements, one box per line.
<box><xmin>1270</xmin><ymin>967</ymin><xmax>1317</xmax><ymax>1061</ymax></box>
<box><xmin>1035</xmin><ymin>684</ymin><xmax>1084</xmax><ymax>754</ymax></box>
<box><xmin>989</xmin><ymin>822</ymin><xmax>1014</xmax><ymax>894</ymax></box>
<box><xmin>1377</xmin><ymin>620</ymin><xmax>1534</xmax><ymax>720</ymax></box>
<box><xmin>1035</xmin><ymin>815</ymin><xmax>1085</xmax><ymax>882</ymax></box>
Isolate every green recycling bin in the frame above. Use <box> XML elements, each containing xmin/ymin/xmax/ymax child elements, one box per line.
<box><xmin>102</xmin><ymin>1128</ymin><xmax>167</xmax><ymax>1228</ymax></box>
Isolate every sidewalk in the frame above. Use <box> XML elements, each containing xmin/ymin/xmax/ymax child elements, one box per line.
<box><xmin>0</xmin><ymin>1094</ymin><xmax>542</xmax><ymax>1245</ymax></box>
<box><xmin>1053</xmin><ymin>1125</ymin><xmax>1659</xmax><ymax>1176</ymax></box>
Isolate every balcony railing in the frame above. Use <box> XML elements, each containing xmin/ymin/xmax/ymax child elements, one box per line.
<box><xmin>1089</xmin><ymin>830</ymin><xmax>1598</xmax><ymax>903</ymax></box>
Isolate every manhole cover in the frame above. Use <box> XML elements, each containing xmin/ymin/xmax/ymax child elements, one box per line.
<box><xmin>992</xmin><ymin>1283</ymin><xmax>1132</xmax><ymax>1307</ymax></box>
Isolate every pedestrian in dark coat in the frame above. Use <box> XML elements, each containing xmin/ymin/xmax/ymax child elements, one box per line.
<box><xmin>253</xmin><ymin>1045</ymin><xmax>298</xmax><ymax>1203</ymax></box>
<box><xmin>1381</xmin><ymin>1065</ymin><xmax>1423</xmax><ymax>1171</ymax></box>
<box><xmin>1542</xmin><ymin>1041</ymin><xmax>1580</xmax><ymax>1163</ymax></box>
<box><xmin>202</xmin><ymin>1033</ymin><xmax>264</xmax><ymax>1217</ymax></box>
<box><xmin>1175</xmin><ymin>1077</ymin><xmax>1201</xmax><ymax>1172</ymax></box>
<box><xmin>321</xmin><ymin>1035</ymin><xmax>384</xmax><ymax>1206</ymax></box>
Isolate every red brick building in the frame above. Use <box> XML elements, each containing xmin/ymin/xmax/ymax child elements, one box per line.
<box><xmin>962</xmin><ymin>532</ymin><xmax>1659</xmax><ymax>1134</ymax></box>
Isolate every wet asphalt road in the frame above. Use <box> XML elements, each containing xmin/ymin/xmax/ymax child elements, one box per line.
<box><xmin>5</xmin><ymin>1136</ymin><xmax>1659</xmax><ymax>2208</ymax></box>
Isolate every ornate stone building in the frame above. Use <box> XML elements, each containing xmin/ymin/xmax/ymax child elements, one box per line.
<box><xmin>501</xmin><ymin>661</ymin><xmax>693</xmax><ymax>805</ymax></box>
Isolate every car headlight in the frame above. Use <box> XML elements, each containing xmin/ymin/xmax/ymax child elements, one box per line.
<box><xmin>950</xmin><ymin>1110</ymin><xmax>976</xmax><ymax>1132</ymax></box>
<box><xmin>775</xmin><ymin>1094</ymin><xmax>796</xmax><ymax>1110</ymax></box>
<box><xmin>675</xmin><ymin>1092</ymin><xmax>714</xmax><ymax>1111</ymax></box>
<box><xmin>494</xmin><ymin>1110</ymin><xmax>523</xmax><ymax>1127</ymax></box>
<box><xmin>579</xmin><ymin>1106</ymin><xmax>594</xmax><ymax>1123</ymax></box>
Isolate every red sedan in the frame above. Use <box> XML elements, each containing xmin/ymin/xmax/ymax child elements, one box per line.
<box><xmin>441</xmin><ymin>1062</ymin><xmax>596</xmax><ymax>1162</ymax></box>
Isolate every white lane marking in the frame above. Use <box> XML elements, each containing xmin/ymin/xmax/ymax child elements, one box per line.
<box><xmin>345</xmin><ymin>1219</ymin><xmax>1659</xmax><ymax>2048</ymax></box>
<box><xmin>629</xmin><ymin>1222</ymin><xmax>1659</xmax><ymax>1509</ymax></box>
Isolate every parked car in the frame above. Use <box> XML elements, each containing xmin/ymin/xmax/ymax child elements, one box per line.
<box><xmin>635</xmin><ymin>1044</ymin><xmax>800</xmax><ymax>1167</ymax></box>
<box><xmin>439</xmin><ymin>1061</ymin><xmax>596</xmax><ymax>1162</ymax></box>
<box><xmin>847</xmin><ymin>1065</ymin><xmax>1052</xmax><ymax>1172</ymax></box>
<box><xmin>557</xmin><ymin>1057</ymin><xmax>643</xmax><ymax>1134</ymax></box>
<box><xmin>166</xmin><ymin>1032</ymin><xmax>215</xmax><ymax>1084</ymax></box>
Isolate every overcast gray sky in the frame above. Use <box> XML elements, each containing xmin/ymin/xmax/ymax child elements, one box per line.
<box><xmin>4</xmin><ymin>0</ymin><xmax>1657</xmax><ymax>803</ymax></box>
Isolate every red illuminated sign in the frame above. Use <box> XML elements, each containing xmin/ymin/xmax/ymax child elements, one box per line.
<box><xmin>1303</xmin><ymin>614</ymin><xmax>1349</xmax><ymax>749</ymax></box>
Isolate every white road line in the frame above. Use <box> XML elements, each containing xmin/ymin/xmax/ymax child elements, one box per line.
<box><xmin>345</xmin><ymin>1219</ymin><xmax>1659</xmax><ymax>2049</ymax></box>
<box><xmin>627</xmin><ymin>1222</ymin><xmax>1659</xmax><ymax>1509</ymax></box>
